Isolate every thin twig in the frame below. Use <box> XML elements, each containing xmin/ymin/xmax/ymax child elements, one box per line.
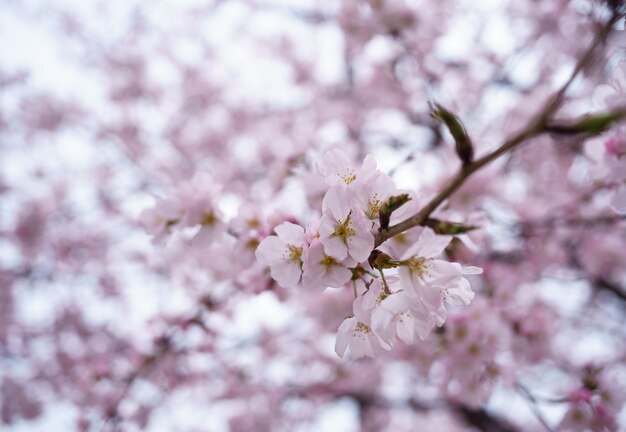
<box><xmin>515</xmin><ymin>383</ymin><xmax>556</xmax><ymax>432</ymax></box>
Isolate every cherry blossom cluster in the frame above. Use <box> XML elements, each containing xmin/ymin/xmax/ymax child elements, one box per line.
<box><xmin>256</xmin><ymin>149</ymin><xmax>482</xmax><ymax>358</ymax></box>
<box><xmin>603</xmin><ymin>130</ymin><xmax>626</xmax><ymax>213</ymax></box>
<box><xmin>594</xmin><ymin>60</ymin><xmax>626</xmax><ymax>213</ymax></box>
<box><xmin>139</xmin><ymin>150</ymin><xmax>483</xmax><ymax>359</ymax></box>
<box><xmin>558</xmin><ymin>367</ymin><xmax>626</xmax><ymax>432</ymax></box>
<box><xmin>139</xmin><ymin>172</ymin><xmax>226</xmax><ymax>245</ymax></box>
<box><xmin>141</xmin><ymin>149</ymin><xmax>482</xmax><ymax>358</ymax></box>
<box><xmin>6</xmin><ymin>0</ymin><xmax>626</xmax><ymax>430</ymax></box>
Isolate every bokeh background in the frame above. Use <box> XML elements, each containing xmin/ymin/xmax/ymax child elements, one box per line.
<box><xmin>1</xmin><ymin>1</ymin><xmax>625</xmax><ymax>431</ymax></box>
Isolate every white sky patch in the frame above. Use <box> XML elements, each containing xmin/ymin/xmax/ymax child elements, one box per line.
<box><xmin>536</xmin><ymin>277</ymin><xmax>591</xmax><ymax>315</ymax></box>
<box><xmin>508</xmin><ymin>50</ymin><xmax>541</xmax><ymax>89</ymax></box>
<box><xmin>5</xmin><ymin>402</ymin><xmax>78</xmax><ymax>432</ymax></box>
<box><xmin>0</xmin><ymin>8</ymin><xmax>103</xmax><ymax>103</ymax></box>
<box><xmin>480</xmin><ymin>85</ymin><xmax>521</xmax><ymax>122</ymax></box>
<box><xmin>148</xmin><ymin>387</ymin><xmax>233</xmax><ymax>432</ymax></box>
<box><xmin>303</xmin><ymin>398</ymin><xmax>359</xmax><ymax>432</ymax></box>
<box><xmin>228</xmin><ymin>291</ymin><xmax>294</xmax><ymax>339</ymax></box>
<box><xmin>481</xmin><ymin>15</ymin><xmax>517</xmax><ymax>56</ymax></box>
<box><xmin>313</xmin><ymin>23</ymin><xmax>346</xmax><ymax>85</ymax></box>
<box><xmin>434</xmin><ymin>15</ymin><xmax>478</xmax><ymax>62</ymax></box>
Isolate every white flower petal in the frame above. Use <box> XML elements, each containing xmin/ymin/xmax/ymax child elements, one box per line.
<box><xmin>396</xmin><ymin>313</ymin><xmax>416</xmax><ymax>344</ymax></box>
<box><xmin>270</xmin><ymin>261</ymin><xmax>301</xmax><ymax>288</ymax></box>
<box><xmin>326</xmin><ymin>265</ymin><xmax>352</xmax><ymax>288</ymax></box>
<box><xmin>321</xmin><ymin>235</ymin><xmax>348</xmax><ymax>261</ymax></box>
<box><xmin>255</xmin><ymin>236</ymin><xmax>286</xmax><ymax>265</ymax></box>
<box><xmin>322</xmin><ymin>185</ymin><xmax>352</xmax><ymax>219</ymax></box>
<box><xmin>402</xmin><ymin>227</ymin><xmax>451</xmax><ymax>259</ymax></box>
<box><xmin>612</xmin><ymin>185</ymin><xmax>626</xmax><ymax>213</ymax></box>
<box><xmin>274</xmin><ymin>222</ymin><xmax>305</xmax><ymax>246</ymax></box>
<box><xmin>347</xmin><ymin>231</ymin><xmax>374</xmax><ymax>262</ymax></box>
<box><xmin>335</xmin><ymin>317</ymin><xmax>354</xmax><ymax>357</ymax></box>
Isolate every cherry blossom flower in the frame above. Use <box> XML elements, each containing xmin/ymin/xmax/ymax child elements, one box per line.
<box><xmin>335</xmin><ymin>294</ymin><xmax>389</xmax><ymax>359</ymax></box>
<box><xmin>604</xmin><ymin>133</ymin><xmax>626</xmax><ymax>213</ymax></box>
<box><xmin>140</xmin><ymin>172</ymin><xmax>226</xmax><ymax>244</ymax></box>
<box><xmin>351</xmin><ymin>171</ymin><xmax>398</xmax><ymax>225</ymax></box>
<box><xmin>316</xmin><ymin>148</ymin><xmax>378</xmax><ymax>187</ymax></box>
<box><xmin>593</xmin><ymin>60</ymin><xmax>626</xmax><ymax>109</ymax></box>
<box><xmin>319</xmin><ymin>185</ymin><xmax>374</xmax><ymax>262</ymax></box>
<box><xmin>255</xmin><ymin>222</ymin><xmax>306</xmax><ymax>288</ymax></box>
<box><xmin>398</xmin><ymin>228</ymin><xmax>482</xmax><ymax>325</ymax></box>
<box><xmin>230</xmin><ymin>203</ymin><xmax>265</xmax><ymax>235</ymax></box>
<box><xmin>613</xmin><ymin>185</ymin><xmax>626</xmax><ymax>213</ymax></box>
<box><xmin>363</xmin><ymin>277</ymin><xmax>436</xmax><ymax>345</ymax></box>
<box><xmin>177</xmin><ymin>172</ymin><xmax>226</xmax><ymax>244</ymax></box>
<box><xmin>593</xmin><ymin>62</ymin><xmax>626</xmax><ymax>213</ymax></box>
<box><xmin>301</xmin><ymin>239</ymin><xmax>356</xmax><ymax>292</ymax></box>
<box><xmin>139</xmin><ymin>196</ymin><xmax>182</xmax><ymax>243</ymax></box>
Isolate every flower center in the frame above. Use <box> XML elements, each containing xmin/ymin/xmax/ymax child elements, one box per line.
<box><xmin>376</xmin><ymin>291</ymin><xmax>388</xmax><ymax>305</ymax></box>
<box><xmin>338</xmin><ymin>168</ymin><xmax>357</xmax><ymax>185</ymax></box>
<box><xmin>320</xmin><ymin>255</ymin><xmax>338</xmax><ymax>268</ymax></box>
<box><xmin>334</xmin><ymin>214</ymin><xmax>355</xmax><ymax>240</ymax></box>
<box><xmin>366</xmin><ymin>194</ymin><xmax>381</xmax><ymax>219</ymax></box>
<box><xmin>407</xmin><ymin>257</ymin><xmax>429</xmax><ymax>278</ymax></box>
<box><xmin>245</xmin><ymin>238</ymin><xmax>259</xmax><ymax>250</ymax></box>
<box><xmin>287</xmin><ymin>245</ymin><xmax>303</xmax><ymax>264</ymax></box>
<box><xmin>201</xmin><ymin>212</ymin><xmax>217</xmax><ymax>226</ymax></box>
<box><xmin>165</xmin><ymin>218</ymin><xmax>178</xmax><ymax>227</ymax></box>
<box><xmin>393</xmin><ymin>233</ymin><xmax>408</xmax><ymax>244</ymax></box>
<box><xmin>355</xmin><ymin>322</ymin><xmax>371</xmax><ymax>334</ymax></box>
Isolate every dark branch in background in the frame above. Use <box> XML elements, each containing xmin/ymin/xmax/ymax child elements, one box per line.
<box><xmin>519</xmin><ymin>214</ymin><xmax>625</xmax><ymax>236</ymax></box>
<box><xmin>562</xmin><ymin>239</ymin><xmax>626</xmax><ymax>306</ymax></box>
<box><xmin>515</xmin><ymin>383</ymin><xmax>556</xmax><ymax>432</ymax></box>
<box><xmin>491</xmin><ymin>215</ymin><xmax>626</xmax><ymax>309</ymax></box>
<box><xmin>100</xmin><ymin>337</ymin><xmax>172</xmax><ymax>431</ymax></box>
<box><xmin>335</xmin><ymin>391</ymin><xmax>520</xmax><ymax>432</ymax></box>
<box><xmin>455</xmin><ymin>405</ymin><xmax>520</xmax><ymax>432</ymax></box>
<box><xmin>374</xmin><ymin>12</ymin><xmax>625</xmax><ymax>248</ymax></box>
<box><xmin>596</xmin><ymin>278</ymin><xmax>626</xmax><ymax>303</ymax></box>
<box><xmin>99</xmin><ymin>308</ymin><xmax>212</xmax><ymax>431</ymax></box>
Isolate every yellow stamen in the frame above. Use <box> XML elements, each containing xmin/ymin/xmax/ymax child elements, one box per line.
<box><xmin>201</xmin><ymin>212</ymin><xmax>217</xmax><ymax>226</ymax></box>
<box><xmin>366</xmin><ymin>194</ymin><xmax>381</xmax><ymax>219</ymax></box>
<box><xmin>287</xmin><ymin>245</ymin><xmax>303</xmax><ymax>263</ymax></box>
<box><xmin>338</xmin><ymin>168</ymin><xmax>357</xmax><ymax>185</ymax></box>
<box><xmin>245</xmin><ymin>238</ymin><xmax>259</xmax><ymax>250</ymax></box>
<box><xmin>320</xmin><ymin>255</ymin><xmax>338</xmax><ymax>267</ymax></box>
<box><xmin>355</xmin><ymin>322</ymin><xmax>371</xmax><ymax>333</ymax></box>
<box><xmin>333</xmin><ymin>214</ymin><xmax>355</xmax><ymax>240</ymax></box>
<box><xmin>407</xmin><ymin>257</ymin><xmax>429</xmax><ymax>278</ymax></box>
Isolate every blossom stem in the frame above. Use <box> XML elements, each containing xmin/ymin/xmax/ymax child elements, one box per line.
<box><xmin>378</xmin><ymin>269</ymin><xmax>391</xmax><ymax>295</ymax></box>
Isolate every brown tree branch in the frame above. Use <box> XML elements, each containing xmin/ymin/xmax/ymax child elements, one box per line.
<box><xmin>374</xmin><ymin>12</ymin><xmax>624</xmax><ymax>248</ymax></box>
